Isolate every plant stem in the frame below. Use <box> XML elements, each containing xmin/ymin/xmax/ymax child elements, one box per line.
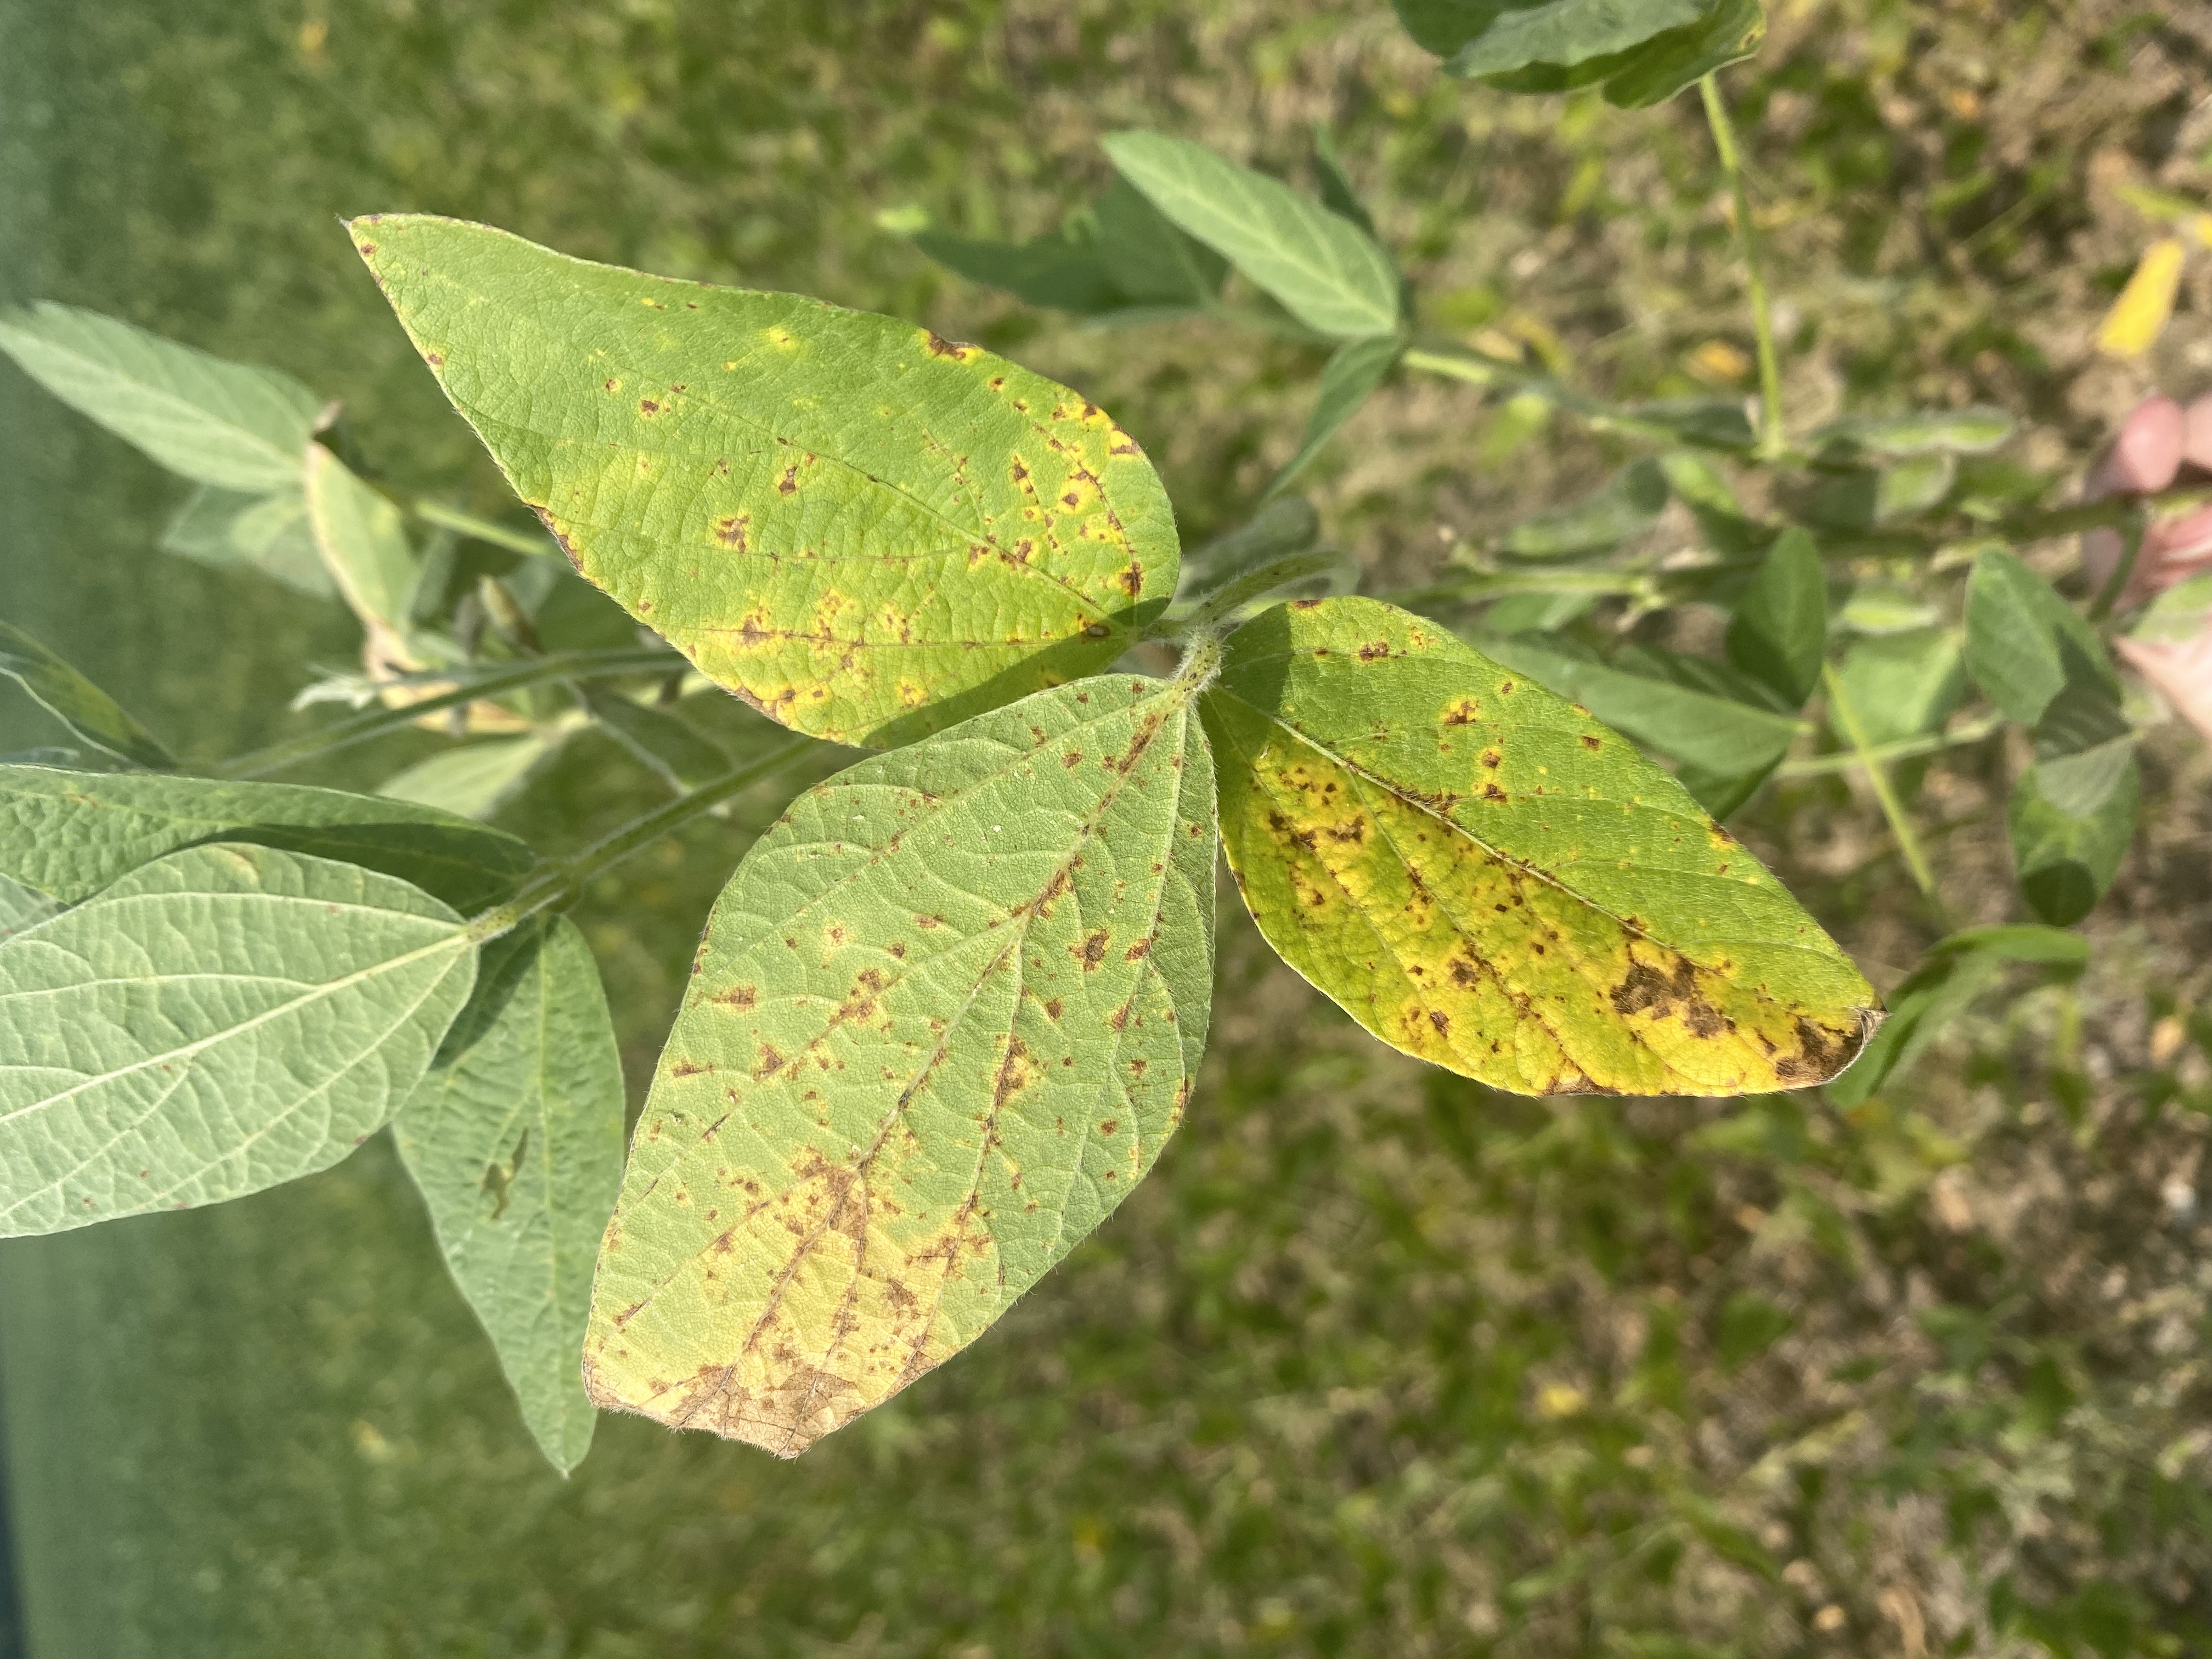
<box><xmin>411</xmin><ymin>499</ymin><xmax>561</xmax><ymax>559</ymax></box>
<box><xmin>1774</xmin><ymin>715</ymin><xmax>2004</xmax><ymax>778</ymax></box>
<box><xmin>212</xmin><ymin>647</ymin><xmax>681</xmax><ymax>779</ymax></box>
<box><xmin>1399</xmin><ymin>343</ymin><xmax>1707</xmax><ymax>447</ymax></box>
<box><xmin>1822</xmin><ymin>662</ymin><xmax>1946</xmax><ymax>922</ymax></box>
<box><xmin>1699</xmin><ymin>74</ymin><xmax>1787</xmax><ymax>462</ymax></box>
<box><xmin>466</xmin><ymin>735</ymin><xmax>815</xmax><ymax>943</ymax></box>
<box><xmin>2087</xmin><ymin>513</ymin><xmax>2146</xmax><ymax>624</ymax></box>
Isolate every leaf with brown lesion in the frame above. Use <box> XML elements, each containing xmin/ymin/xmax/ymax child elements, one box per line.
<box><xmin>583</xmin><ymin>672</ymin><xmax>1216</xmax><ymax>1454</ymax></box>
<box><xmin>1201</xmin><ymin>597</ymin><xmax>1878</xmax><ymax>1097</ymax></box>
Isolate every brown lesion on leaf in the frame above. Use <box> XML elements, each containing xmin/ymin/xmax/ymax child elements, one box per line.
<box><xmin>923</xmin><ymin>330</ymin><xmax>977</xmax><ymax>360</ymax></box>
<box><xmin>714</xmin><ymin>514</ymin><xmax>751</xmax><ymax>550</ymax></box>
<box><xmin>1443</xmin><ymin>700</ymin><xmax>1481</xmax><ymax>726</ymax></box>
<box><xmin>639</xmin><ymin>398</ymin><xmax>662</xmax><ymax>416</ymax></box>
<box><xmin>1609</xmin><ymin>955</ymin><xmax>1733</xmax><ymax>1042</ymax></box>
<box><xmin>1074</xmin><ymin>929</ymin><xmax>1110</xmax><ymax>970</ymax></box>
<box><xmin>1773</xmin><ymin>1013</ymin><xmax>1872</xmax><ymax>1085</ymax></box>
<box><xmin>1581</xmin><ymin>734</ymin><xmax>1602</xmax><ymax>750</ymax></box>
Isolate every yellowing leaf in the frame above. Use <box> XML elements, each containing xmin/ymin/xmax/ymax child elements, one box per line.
<box><xmin>2096</xmin><ymin>238</ymin><xmax>2186</xmax><ymax>360</ymax></box>
<box><xmin>583</xmin><ymin>673</ymin><xmax>1215</xmax><ymax>1454</ymax></box>
<box><xmin>349</xmin><ymin>215</ymin><xmax>1177</xmax><ymax>748</ymax></box>
<box><xmin>1200</xmin><ymin>598</ymin><xmax>1877</xmax><ymax>1096</ymax></box>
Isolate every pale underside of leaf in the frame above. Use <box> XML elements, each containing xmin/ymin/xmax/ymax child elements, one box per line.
<box><xmin>1202</xmin><ymin>599</ymin><xmax>1876</xmax><ymax>1097</ymax></box>
<box><xmin>0</xmin><ymin>764</ymin><xmax>535</xmax><ymax>913</ymax></box>
<box><xmin>0</xmin><ymin>843</ymin><xmax>476</xmax><ymax>1236</ymax></box>
<box><xmin>583</xmin><ymin>674</ymin><xmax>1215</xmax><ymax>1455</ymax></box>
<box><xmin>348</xmin><ymin>214</ymin><xmax>1177</xmax><ymax>748</ymax></box>
<box><xmin>395</xmin><ymin>915</ymin><xmax>625</xmax><ymax>1473</ymax></box>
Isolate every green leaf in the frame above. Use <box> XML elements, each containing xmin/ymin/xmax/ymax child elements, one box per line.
<box><xmin>578</xmin><ymin>687</ymin><xmax>731</xmax><ymax>791</ymax></box>
<box><xmin>1811</xmin><ymin>405</ymin><xmax>2015</xmax><ymax>457</ymax></box>
<box><xmin>1173</xmin><ymin>497</ymin><xmax>1321</xmax><ymax>607</ymax></box>
<box><xmin>2010</xmin><ymin>757</ymin><xmax>2138</xmax><ymax>927</ymax></box>
<box><xmin>0</xmin><ymin>843</ymin><xmax>478</xmax><ymax>1236</ymax></box>
<box><xmin>0</xmin><ymin>621</ymin><xmax>175</xmax><ymax>769</ymax></box>
<box><xmin>1312</xmin><ymin>125</ymin><xmax>1380</xmax><ymax>239</ymax></box>
<box><xmin>304</xmin><ymin>444</ymin><xmax>420</xmax><ymax>634</ymax></box>
<box><xmin>0</xmin><ymin>764</ymin><xmax>534</xmax><ymax>912</ymax></box>
<box><xmin>583</xmin><ymin>672</ymin><xmax>1216</xmax><ymax>1453</ymax></box>
<box><xmin>909</xmin><ymin>227</ymin><xmax>1129</xmax><ymax>315</ymax></box>
<box><xmin>0</xmin><ymin>875</ymin><xmax>59</xmax><ymax>943</ymax></box>
<box><xmin>1480</xmin><ymin>635</ymin><xmax>1799</xmax><ymax>800</ymax></box>
<box><xmin>160</xmin><ymin>486</ymin><xmax>333</xmax><ymax>596</ymax></box>
<box><xmin>1412</xmin><ymin>0</ymin><xmax>1709</xmax><ymax>78</ymax></box>
<box><xmin>1499</xmin><ymin>458</ymin><xmax>1668</xmax><ymax>557</ymax></box>
<box><xmin>1204</xmin><ymin>598</ymin><xmax>1875</xmax><ymax>1095</ymax></box>
<box><xmin>377</xmin><ymin>735</ymin><xmax>560</xmax><ymax>821</ymax></box>
<box><xmin>1839</xmin><ymin>580</ymin><xmax>1939</xmax><ymax>635</ymax></box>
<box><xmin>1725</xmin><ymin>528</ymin><xmax>1826</xmax><ymax>709</ymax></box>
<box><xmin>1099</xmin><ymin>133</ymin><xmax>1401</xmax><ymax>340</ymax></box>
<box><xmin>351</xmin><ymin>215</ymin><xmax>1177</xmax><ymax>749</ymax></box>
<box><xmin>1088</xmin><ymin>179</ymin><xmax>1233</xmax><ymax>311</ymax></box>
<box><xmin>1628</xmin><ymin>397</ymin><xmax>1756</xmax><ymax>450</ymax></box>
<box><xmin>0</xmin><ymin>301</ymin><xmax>321</xmax><ymax>492</ymax></box>
<box><xmin>1266</xmin><ymin>335</ymin><xmax>1403</xmax><ymax>497</ymax></box>
<box><xmin>1964</xmin><ymin>549</ymin><xmax>2118</xmax><ymax>731</ymax></box>
<box><xmin>1829</xmin><ymin>629</ymin><xmax>1964</xmax><ymax>749</ymax></box>
<box><xmin>913</xmin><ymin>181</ymin><xmax>1229</xmax><ymax>319</ymax></box>
<box><xmin>1802</xmin><ymin>456</ymin><xmax>1956</xmax><ymax>529</ymax></box>
<box><xmin>1595</xmin><ymin>0</ymin><xmax>1767</xmax><ymax>106</ymax></box>
<box><xmin>394</xmin><ymin>915</ymin><xmax>624</xmax><ymax>1474</ymax></box>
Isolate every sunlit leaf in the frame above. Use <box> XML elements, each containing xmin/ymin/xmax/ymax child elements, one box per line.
<box><xmin>1397</xmin><ymin>0</ymin><xmax>1705</xmax><ymax>77</ymax></box>
<box><xmin>1100</xmin><ymin>133</ymin><xmax>1401</xmax><ymax>340</ymax></box>
<box><xmin>2096</xmin><ymin>238</ymin><xmax>2186</xmax><ymax>360</ymax></box>
<box><xmin>1810</xmin><ymin>405</ymin><xmax>2015</xmax><ymax>457</ymax></box>
<box><xmin>0</xmin><ymin>301</ymin><xmax>322</xmax><ymax>492</ymax></box>
<box><xmin>1204</xmin><ymin>598</ymin><xmax>1875</xmax><ymax>1095</ymax></box>
<box><xmin>1725</xmin><ymin>528</ymin><xmax>1825</xmax><ymax>709</ymax></box>
<box><xmin>1266</xmin><ymin>334</ymin><xmax>1403</xmax><ymax>497</ymax></box>
<box><xmin>1829</xmin><ymin>629</ymin><xmax>1963</xmax><ymax>749</ymax></box>
<box><xmin>377</xmin><ymin>735</ymin><xmax>560</xmax><ymax>821</ymax></box>
<box><xmin>304</xmin><ymin>444</ymin><xmax>420</xmax><ymax>635</ymax></box>
<box><xmin>0</xmin><ymin>875</ymin><xmax>59</xmax><ymax>944</ymax></box>
<box><xmin>352</xmin><ymin>215</ymin><xmax>1177</xmax><ymax>748</ymax></box>
<box><xmin>0</xmin><ymin>764</ymin><xmax>534</xmax><ymax>912</ymax></box>
<box><xmin>160</xmin><ymin>485</ymin><xmax>333</xmax><ymax>595</ymax></box>
<box><xmin>583</xmin><ymin>673</ymin><xmax>1215</xmax><ymax>1454</ymax></box>
<box><xmin>1596</xmin><ymin>0</ymin><xmax>1766</xmax><ymax>106</ymax></box>
<box><xmin>1963</xmin><ymin>549</ymin><xmax>2118</xmax><ymax>731</ymax></box>
<box><xmin>394</xmin><ymin>915</ymin><xmax>624</xmax><ymax>1474</ymax></box>
<box><xmin>0</xmin><ymin>843</ymin><xmax>477</xmax><ymax>1236</ymax></box>
<box><xmin>0</xmin><ymin>621</ymin><xmax>175</xmax><ymax>769</ymax></box>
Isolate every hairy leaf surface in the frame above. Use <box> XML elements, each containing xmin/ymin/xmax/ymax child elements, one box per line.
<box><xmin>584</xmin><ymin>674</ymin><xmax>1216</xmax><ymax>1454</ymax></box>
<box><xmin>1100</xmin><ymin>134</ymin><xmax>1401</xmax><ymax>340</ymax></box>
<box><xmin>0</xmin><ymin>764</ymin><xmax>534</xmax><ymax>911</ymax></box>
<box><xmin>0</xmin><ymin>301</ymin><xmax>321</xmax><ymax>492</ymax></box>
<box><xmin>0</xmin><ymin>622</ymin><xmax>175</xmax><ymax>769</ymax></box>
<box><xmin>395</xmin><ymin>916</ymin><xmax>625</xmax><ymax>1473</ymax></box>
<box><xmin>1203</xmin><ymin>599</ymin><xmax>1875</xmax><ymax>1096</ymax></box>
<box><xmin>0</xmin><ymin>843</ymin><xmax>477</xmax><ymax>1235</ymax></box>
<box><xmin>351</xmin><ymin>215</ymin><xmax>1176</xmax><ymax>747</ymax></box>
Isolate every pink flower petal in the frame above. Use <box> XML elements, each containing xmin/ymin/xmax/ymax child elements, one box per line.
<box><xmin>2092</xmin><ymin>395</ymin><xmax>2185</xmax><ymax>497</ymax></box>
<box><xmin>2186</xmin><ymin>393</ymin><xmax>2212</xmax><ymax>473</ymax></box>
<box><xmin>2119</xmin><ymin>625</ymin><xmax>2212</xmax><ymax>743</ymax></box>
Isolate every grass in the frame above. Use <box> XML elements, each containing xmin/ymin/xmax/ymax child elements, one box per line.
<box><xmin>4</xmin><ymin>0</ymin><xmax>2212</xmax><ymax>1654</ymax></box>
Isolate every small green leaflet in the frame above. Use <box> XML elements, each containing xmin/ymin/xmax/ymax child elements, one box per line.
<box><xmin>2010</xmin><ymin>759</ymin><xmax>2138</xmax><ymax>927</ymax></box>
<box><xmin>1427</xmin><ymin>0</ymin><xmax>1709</xmax><ymax>77</ymax></box>
<box><xmin>1203</xmin><ymin>598</ymin><xmax>1875</xmax><ymax>1096</ymax></box>
<box><xmin>1588</xmin><ymin>0</ymin><xmax>1767</xmax><ymax>106</ymax></box>
<box><xmin>1829</xmin><ymin>630</ymin><xmax>1964</xmax><ymax>751</ymax></box>
<box><xmin>0</xmin><ymin>301</ymin><xmax>322</xmax><ymax>493</ymax></box>
<box><xmin>304</xmin><ymin>444</ymin><xmax>420</xmax><ymax>636</ymax></box>
<box><xmin>584</xmin><ymin>673</ymin><xmax>1216</xmax><ymax>1454</ymax></box>
<box><xmin>1810</xmin><ymin>405</ymin><xmax>2015</xmax><ymax>458</ymax></box>
<box><xmin>1100</xmin><ymin>133</ymin><xmax>1402</xmax><ymax>340</ymax></box>
<box><xmin>161</xmin><ymin>485</ymin><xmax>332</xmax><ymax>595</ymax></box>
<box><xmin>395</xmin><ymin>916</ymin><xmax>625</xmax><ymax>1474</ymax></box>
<box><xmin>1267</xmin><ymin>335</ymin><xmax>1403</xmax><ymax>498</ymax></box>
<box><xmin>351</xmin><ymin>215</ymin><xmax>1177</xmax><ymax>749</ymax></box>
<box><xmin>1725</xmin><ymin>528</ymin><xmax>1825</xmax><ymax>709</ymax></box>
<box><xmin>378</xmin><ymin>736</ymin><xmax>560</xmax><ymax>822</ymax></box>
<box><xmin>912</xmin><ymin>180</ymin><xmax>1228</xmax><ymax>318</ymax></box>
<box><xmin>0</xmin><ymin>764</ymin><xmax>535</xmax><ymax>911</ymax></box>
<box><xmin>0</xmin><ymin>621</ymin><xmax>175</xmax><ymax>769</ymax></box>
<box><xmin>1397</xmin><ymin>0</ymin><xmax>1763</xmax><ymax>107</ymax></box>
<box><xmin>0</xmin><ymin>843</ymin><xmax>477</xmax><ymax>1236</ymax></box>
<box><xmin>1963</xmin><ymin>548</ymin><xmax>2119</xmax><ymax>730</ymax></box>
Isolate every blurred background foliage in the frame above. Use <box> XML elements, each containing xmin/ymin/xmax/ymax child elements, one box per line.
<box><xmin>3</xmin><ymin>0</ymin><xmax>2212</xmax><ymax>1654</ymax></box>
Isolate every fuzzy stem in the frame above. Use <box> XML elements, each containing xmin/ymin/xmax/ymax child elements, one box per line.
<box><xmin>1700</xmin><ymin>75</ymin><xmax>1787</xmax><ymax>461</ymax></box>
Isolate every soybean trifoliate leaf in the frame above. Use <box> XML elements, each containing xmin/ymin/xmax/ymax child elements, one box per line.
<box><xmin>0</xmin><ymin>620</ymin><xmax>175</xmax><ymax>770</ymax></box>
<box><xmin>1396</xmin><ymin>0</ymin><xmax>1707</xmax><ymax>78</ymax></box>
<box><xmin>304</xmin><ymin>444</ymin><xmax>420</xmax><ymax>636</ymax></box>
<box><xmin>160</xmin><ymin>485</ymin><xmax>332</xmax><ymax>596</ymax></box>
<box><xmin>0</xmin><ymin>843</ymin><xmax>478</xmax><ymax>1237</ymax></box>
<box><xmin>1266</xmin><ymin>334</ymin><xmax>1403</xmax><ymax>499</ymax></box>
<box><xmin>0</xmin><ymin>764</ymin><xmax>534</xmax><ymax>912</ymax></box>
<box><xmin>394</xmin><ymin>916</ymin><xmax>625</xmax><ymax>1474</ymax></box>
<box><xmin>1725</xmin><ymin>528</ymin><xmax>1826</xmax><ymax>709</ymax></box>
<box><xmin>583</xmin><ymin>673</ymin><xmax>1216</xmax><ymax>1454</ymax></box>
<box><xmin>0</xmin><ymin>301</ymin><xmax>323</xmax><ymax>492</ymax></box>
<box><xmin>1594</xmin><ymin>0</ymin><xmax>1767</xmax><ymax>107</ymax></box>
<box><xmin>377</xmin><ymin>735</ymin><xmax>560</xmax><ymax>822</ymax></box>
<box><xmin>351</xmin><ymin>215</ymin><xmax>1176</xmax><ymax>749</ymax></box>
<box><xmin>1964</xmin><ymin>549</ymin><xmax>2120</xmax><ymax>730</ymax></box>
<box><xmin>1203</xmin><ymin>599</ymin><xmax>1875</xmax><ymax>1096</ymax></box>
<box><xmin>1099</xmin><ymin>133</ymin><xmax>1401</xmax><ymax>340</ymax></box>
